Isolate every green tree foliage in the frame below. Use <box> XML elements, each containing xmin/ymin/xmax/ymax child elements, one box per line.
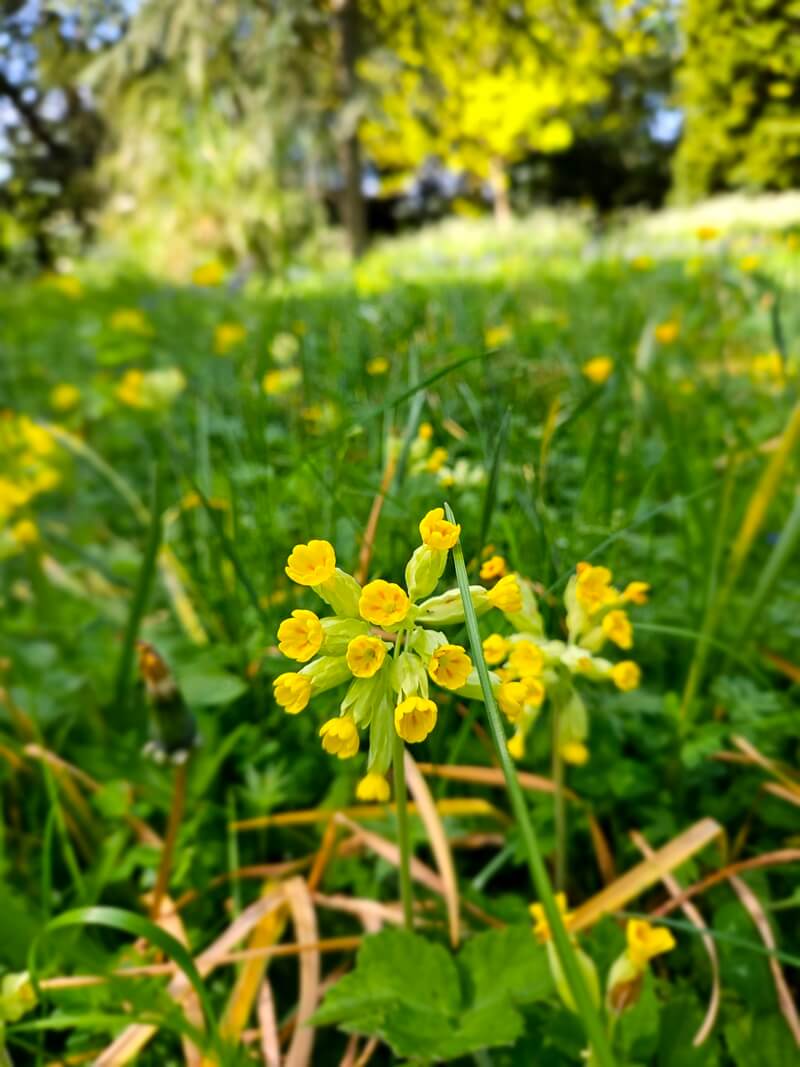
<box><xmin>675</xmin><ymin>0</ymin><xmax>800</xmax><ymax>198</ymax></box>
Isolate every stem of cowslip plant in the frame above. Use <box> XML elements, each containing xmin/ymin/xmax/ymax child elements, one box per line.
<box><xmin>445</xmin><ymin>503</ymin><xmax>617</xmax><ymax>1067</ymax></box>
<box><xmin>552</xmin><ymin>709</ymin><xmax>566</xmax><ymax>893</ymax></box>
<box><xmin>392</xmin><ymin>635</ymin><xmax>414</xmax><ymax>930</ymax></box>
<box><xmin>150</xmin><ymin>760</ymin><xmax>188</xmax><ymax>919</ymax></box>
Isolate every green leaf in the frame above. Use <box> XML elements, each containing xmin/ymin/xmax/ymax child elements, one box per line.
<box><xmin>178</xmin><ymin>670</ymin><xmax>248</xmax><ymax>706</ymax></box>
<box><xmin>657</xmin><ymin>993</ymin><xmax>719</xmax><ymax>1067</ymax></box>
<box><xmin>725</xmin><ymin>1014</ymin><xmax>799</xmax><ymax>1067</ymax></box>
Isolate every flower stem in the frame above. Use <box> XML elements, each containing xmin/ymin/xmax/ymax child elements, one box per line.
<box><xmin>445</xmin><ymin>503</ymin><xmax>616</xmax><ymax>1067</ymax></box>
<box><xmin>552</xmin><ymin>709</ymin><xmax>567</xmax><ymax>892</ymax></box>
<box><xmin>150</xmin><ymin>760</ymin><xmax>188</xmax><ymax>919</ymax></box>
<box><xmin>393</xmin><ymin>731</ymin><xmax>414</xmax><ymax>930</ymax></box>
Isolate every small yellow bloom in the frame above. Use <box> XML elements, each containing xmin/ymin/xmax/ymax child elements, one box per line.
<box><xmin>319</xmin><ymin>716</ymin><xmax>360</xmax><ymax>759</ymax></box>
<box><xmin>277</xmin><ymin>610</ymin><xmax>323</xmax><ymax>662</ymax></box>
<box><xmin>561</xmin><ymin>741</ymin><xmax>589</xmax><ymax>766</ymax></box>
<box><xmin>487</xmin><ymin>574</ymin><xmax>522</xmax><ymax>614</ymax></box>
<box><xmin>695</xmin><ymin>225</ymin><xmax>719</xmax><ymax>242</ymax></box>
<box><xmin>419</xmin><ymin>507</ymin><xmax>461</xmax><ymax>550</ymax></box>
<box><xmin>625</xmin><ymin>919</ymin><xmax>675</xmax><ymax>971</ymax></box>
<box><xmin>480</xmin><ymin>555</ymin><xmax>508</xmax><ymax>581</ymax></box>
<box><xmin>611</xmin><ymin>660</ymin><xmax>641</xmax><ymax>691</ymax></box>
<box><xmin>497</xmin><ymin>681</ymin><xmax>528</xmax><ymax>723</ymax></box>
<box><xmin>530</xmin><ymin>893</ymin><xmax>572</xmax><ymax>944</ymax></box>
<box><xmin>602</xmin><ymin>610</ymin><xmax>633</xmax><ymax>650</ymax></box>
<box><xmin>115</xmin><ymin>369</ymin><xmax>145</xmax><ymax>408</ymax></box>
<box><xmin>214</xmin><ymin>322</ymin><xmax>246</xmax><ymax>355</ymax></box>
<box><xmin>739</xmin><ymin>254</ymin><xmax>760</xmax><ymax>273</ymax></box>
<box><xmin>356</xmin><ymin>772</ymin><xmax>390</xmax><ymax>802</ymax></box>
<box><xmin>346</xmin><ymin>635</ymin><xmax>387</xmax><ymax>678</ymax></box>
<box><xmin>425</xmin><ymin>447</ymin><xmax>448</xmax><ymax>473</ymax></box>
<box><xmin>621</xmin><ymin>581</ymin><xmax>650</xmax><ymax>605</ymax></box>
<box><xmin>394</xmin><ymin>695</ymin><xmax>437</xmax><ymax>743</ymax></box>
<box><xmin>786</xmin><ymin>233</ymin><xmax>799</xmax><ymax>251</ymax></box>
<box><xmin>576</xmin><ymin>564</ymin><xmax>614</xmax><ymax>611</ymax></box>
<box><xmin>418</xmin><ymin>422</ymin><xmax>434</xmax><ymax>441</ymax></box>
<box><xmin>45</xmin><ymin>273</ymin><xmax>82</xmax><ymax>298</ymax></box>
<box><xmin>507</xmin><ymin>731</ymin><xmax>526</xmax><ymax>760</ymax></box>
<box><xmin>631</xmin><ymin>255</ymin><xmax>653</xmax><ymax>272</ymax></box>
<box><xmin>508</xmin><ymin>641</ymin><xmax>544</xmax><ymax>679</ymax></box>
<box><xmin>522</xmin><ymin>676</ymin><xmax>545</xmax><ymax>707</ymax></box>
<box><xmin>482</xmin><ymin>633</ymin><xmax>509</xmax><ymax>666</ymax></box>
<box><xmin>751</xmin><ymin>351</ymin><xmax>784</xmax><ymax>382</ymax></box>
<box><xmin>655</xmin><ymin>321</ymin><xmax>679</xmax><ymax>345</ymax></box>
<box><xmin>11</xmin><ymin>519</ymin><xmax>39</xmax><ymax>546</ymax></box>
<box><xmin>582</xmin><ymin>356</ymin><xmax>614</xmax><ymax>385</ymax></box>
<box><xmin>428</xmin><ymin>644</ymin><xmax>472</xmax><ymax>690</ymax></box>
<box><xmin>49</xmin><ymin>383</ymin><xmax>80</xmax><ymax>412</ymax></box>
<box><xmin>263</xmin><ymin>368</ymin><xmax>301</xmax><ymax>395</ymax></box>
<box><xmin>285</xmin><ymin>540</ymin><xmax>336</xmax><ymax>586</ymax></box>
<box><xmin>485</xmin><ymin>323</ymin><xmax>512</xmax><ymax>348</ymax></box>
<box><xmin>110</xmin><ymin>308</ymin><xmax>153</xmax><ymax>336</ymax></box>
<box><xmin>366</xmin><ymin>356</ymin><xmax>389</xmax><ymax>375</ymax></box>
<box><xmin>273</xmin><ymin>672</ymin><xmax>312</xmax><ymax>714</ymax></box>
<box><xmin>192</xmin><ymin>261</ymin><xmax>225</xmax><ymax>287</ymax></box>
<box><xmin>359</xmin><ymin>580</ymin><xmax>409</xmax><ymax>627</ymax></box>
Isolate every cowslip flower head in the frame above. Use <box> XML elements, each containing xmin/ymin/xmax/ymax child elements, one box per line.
<box><xmin>575</xmin><ymin>564</ymin><xmax>614</xmax><ymax>611</ymax></box>
<box><xmin>359</xmin><ymin>579</ymin><xmax>409</xmax><ymax>627</ymax></box>
<box><xmin>273</xmin><ymin>672</ymin><xmax>312</xmax><ymax>714</ymax></box>
<box><xmin>427</xmin><ymin>644</ymin><xmax>472</xmax><ymax>690</ymax></box>
<box><xmin>530</xmin><ymin>893</ymin><xmax>573</xmax><ymax>944</ymax></box>
<box><xmin>285</xmin><ymin>540</ymin><xmax>336</xmax><ymax>586</ymax></box>
<box><xmin>214</xmin><ymin>322</ymin><xmax>246</xmax><ymax>355</ymax></box>
<box><xmin>611</xmin><ymin>660</ymin><xmax>641</xmax><ymax>691</ymax></box>
<box><xmin>346</xmin><ymin>635</ymin><xmax>388</xmax><ymax>678</ymax></box>
<box><xmin>582</xmin><ymin>356</ymin><xmax>614</xmax><ymax>385</ymax></box>
<box><xmin>602</xmin><ymin>610</ymin><xmax>633</xmax><ymax>650</ymax></box>
<box><xmin>277</xmin><ymin>610</ymin><xmax>323</xmax><ymax>662</ymax></box>
<box><xmin>482</xmin><ymin>633</ymin><xmax>509</xmax><ymax>666</ymax></box>
<box><xmin>480</xmin><ymin>555</ymin><xmax>507</xmax><ymax>581</ymax></box>
<box><xmin>561</xmin><ymin>741</ymin><xmax>589</xmax><ymax>766</ymax></box>
<box><xmin>486</xmin><ymin>574</ymin><xmax>523</xmax><ymax>614</ymax></box>
<box><xmin>621</xmin><ymin>581</ymin><xmax>650</xmax><ymax>605</ymax></box>
<box><xmin>394</xmin><ymin>696</ymin><xmax>437</xmax><ymax>743</ymax></box>
<box><xmin>319</xmin><ymin>716</ymin><xmax>359</xmax><ymax>759</ymax></box>
<box><xmin>356</xmin><ymin>772</ymin><xmax>391</xmax><ymax>802</ymax></box>
<box><xmin>419</xmin><ymin>507</ymin><xmax>461</xmax><ymax>550</ymax></box>
<box><xmin>606</xmin><ymin>919</ymin><xmax>676</xmax><ymax>1016</ymax></box>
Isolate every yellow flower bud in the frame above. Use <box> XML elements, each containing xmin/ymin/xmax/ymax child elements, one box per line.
<box><xmin>507</xmin><ymin>730</ymin><xmax>526</xmax><ymax>760</ymax></box>
<box><xmin>346</xmin><ymin>635</ymin><xmax>388</xmax><ymax>678</ymax></box>
<box><xmin>582</xmin><ymin>356</ymin><xmax>614</xmax><ymax>385</ymax></box>
<box><xmin>625</xmin><ymin>918</ymin><xmax>676</xmax><ymax>971</ymax></box>
<box><xmin>394</xmin><ymin>696</ymin><xmax>437</xmax><ymax>743</ymax></box>
<box><xmin>427</xmin><ymin>644</ymin><xmax>472</xmax><ymax>690</ymax></box>
<box><xmin>285</xmin><ymin>540</ymin><xmax>336</xmax><ymax>586</ymax></box>
<box><xmin>419</xmin><ymin>507</ymin><xmax>461</xmax><ymax>550</ymax></box>
<box><xmin>319</xmin><ymin>716</ymin><xmax>359</xmax><ymax>759</ymax></box>
<box><xmin>561</xmin><ymin>741</ymin><xmax>589</xmax><ymax>766</ymax></box>
<box><xmin>622</xmin><ymin>581</ymin><xmax>650</xmax><ymax>605</ymax></box>
<box><xmin>359</xmin><ymin>579</ymin><xmax>409</xmax><ymax>627</ymax></box>
<box><xmin>486</xmin><ymin>574</ymin><xmax>522</xmax><ymax>614</ymax></box>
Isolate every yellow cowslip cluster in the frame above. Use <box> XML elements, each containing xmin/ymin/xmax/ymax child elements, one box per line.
<box><xmin>191</xmin><ymin>260</ymin><xmax>225</xmax><ymax>287</ymax></box>
<box><xmin>484</xmin><ymin>561</ymin><xmax>648</xmax><ymax>763</ymax></box>
<box><xmin>109</xmin><ymin>307</ymin><xmax>154</xmax><ymax>336</ymax></box>
<box><xmin>0</xmin><ymin>414</ymin><xmax>63</xmax><ymax>546</ymax></box>
<box><xmin>408</xmin><ymin>425</ymin><xmax>486</xmax><ymax>490</ymax></box>
<box><xmin>115</xmin><ymin>368</ymin><xmax>186</xmax><ymax>410</ymax></box>
<box><xmin>272</xmin><ymin>508</ymin><xmax>531</xmax><ymax>801</ymax></box>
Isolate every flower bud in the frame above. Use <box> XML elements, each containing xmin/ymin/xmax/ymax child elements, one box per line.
<box><xmin>503</xmin><ymin>577</ymin><xmax>545</xmax><ymax>636</ymax></box>
<box><xmin>391</xmin><ymin>650</ymin><xmax>429</xmax><ymax>701</ymax></box>
<box><xmin>405</xmin><ymin>544</ymin><xmax>447</xmax><ymax>602</ymax></box>
<box><xmin>341</xmin><ymin>668</ymin><xmax>391</xmax><ymax>726</ymax></box>
<box><xmin>319</xmin><ymin>617</ymin><xmax>370</xmax><ymax>656</ymax></box>
<box><xmin>416</xmin><ymin>586</ymin><xmax>491</xmax><ymax>626</ymax></box>
<box><xmin>301</xmin><ymin>655</ymin><xmax>352</xmax><ymax>693</ymax></box>
<box><xmin>317</xmin><ymin>568</ymin><xmax>363</xmax><ymax>618</ymax></box>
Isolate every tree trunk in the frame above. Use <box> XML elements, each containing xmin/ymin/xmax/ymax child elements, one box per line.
<box><xmin>332</xmin><ymin>0</ymin><xmax>368</xmax><ymax>258</ymax></box>
<box><xmin>489</xmin><ymin>156</ymin><xmax>512</xmax><ymax>226</ymax></box>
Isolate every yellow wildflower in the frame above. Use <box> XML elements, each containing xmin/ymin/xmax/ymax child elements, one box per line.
<box><xmin>655</xmin><ymin>321</ymin><xmax>679</xmax><ymax>345</ymax></box>
<box><xmin>508</xmin><ymin>640</ymin><xmax>544</xmax><ymax>678</ymax></box>
<box><xmin>271</xmin><ymin>333</ymin><xmax>300</xmax><ymax>364</ymax></box>
<box><xmin>419</xmin><ymin>507</ymin><xmax>460</xmax><ymax>550</ymax></box>
<box><xmin>45</xmin><ymin>273</ymin><xmax>82</xmax><ymax>298</ymax></box>
<box><xmin>110</xmin><ymin>308</ymin><xmax>153</xmax><ymax>336</ymax></box>
<box><xmin>115</xmin><ymin>369</ymin><xmax>145</xmax><ymax>408</ymax></box>
<box><xmin>319</xmin><ymin>716</ymin><xmax>360</xmax><ymax>759</ymax></box>
<box><xmin>485</xmin><ymin>323</ymin><xmax>512</xmax><ymax>348</ymax></box>
<box><xmin>426</xmin><ymin>447</ymin><xmax>448</xmax><ymax>473</ymax></box>
<box><xmin>621</xmin><ymin>581</ymin><xmax>650</xmax><ymax>605</ymax></box>
<box><xmin>602</xmin><ymin>610</ymin><xmax>633</xmax><ymax>650</ymax></box>
<box><xmin>611</xmin><ymin>660</ymin><xmax>641</xmax><ymax>692</ymax></box>
<box><xmin>277</xmin><ymin>610</ymin><xmax>324</xmax><ymax>662</ymax></box>
<box><xmin>575</xmin><ymin>564</ymin><xmax>614</xmax><ymax>611</ymax></box>
<box><xmin>497</xmin><ymin>681</ymin><xmax>528</xmax><ymax>723</ymax></box>
<box><xmin>695</xmin><ymin>225</ymin><xmax>719</xmax><ymax>242</ymax></box>
<box><xmin>530</xmin><ymin>893</ymin><xmax>573</xmax><ymax>944</ymax></box>
<box><xmin>739</xmin><ymin>254</ymin><xmax>760</xmax><ymax>273</ymax></box>
<box><xmin>522</xmin><ymin>676</ymin><xmax>545</xmax><ymax>707</ymax></box>
<box><xmin>507</xmin><ymin>731</ymin><xmax>526</xmax><ymax>760</ymax></box>
<box><xmin>214</xmin><ymin>322</ymin><xmax>246</xmax><ymax>355</ymax></box>
<box><xmin>192</xmin><ymin>261</ymin><xmax>225</xmax><ymax>287</ymax></box>
<box><xmin>366</xmin><ymin>356</ymin><xmax>389</xmax><ymax>375</ymax></box>
<box><xmin>273</xmin><ymin>672</ymin><xmax>312</xmax><ymax>714</ymax></box>
<box><xmin>49</xmin><ymin>384</ymin><xmax>80</xmax><ymax>412</ymax></box>
<box><xmin>394</xmin><ymin>696</ymin><xmax>437</xmax><ymax>743</ymax></box>
<box><xmin>346</xmin><ymin>635</ymin><xmax>387</xmax><ymax>678</ymax></box>
<box><xmin>561</xmin><ymin>741</ymin><xmax>589</xmax><ymax>766</ymax></box>
<box><xmin>625</xmin><ymin>919</ymin><xmax>675</xmax><ymax>971</ymax></box>
<box><xmin>418</xmin><ymin>422</ymin><xmax>434</xmax><ymax>440</ymax></box>
<box><xmin>582</xmin><ymin>356</ymin><xmax>614</xmax><ymax>385</ymax></box>
<box><xmin>356</xmin><ymin>773</ymin><xmax>390</xmax><ymax>802</ymax></box>
<box><xmin>487</xmin><ymin>574</ymin><xmax>522</xmax><ymax>614</ymax></box>
<box><xmin>631</xmin><ymin>255</ymin><xmax>653</xmax><ymax>272</ymax></box>
<box><xmin>428</xmin><ymin>644</ymin><xmax>472</xmax><ymax>690</ymax></box>
<box><xmin>11</xmin><ymin>519</ymin><xmax>39</xmax><ymax>546</ymax></box>
<box><xmin>263</xmin><ymin>368</ymin><xmax>302</xmax><ymax>395</ymax></box>
<box><xmin>480</xmin><ymin>555</ymin><xmax>508</xmax><ymax>581</ymax></box>
<box><xmin>482</xmin><ymin>633</ymin><xmax>509</xmax><ymax>666</ymax></box>
<box><xmin>359</xmin><ymin>580</ymin><xmax>409</xmax><ymax>627</ymax></box>
<box><xmin>285</xmin><ymin>540</ymin><xmax>336</xmax><ymax>586</ymax></box>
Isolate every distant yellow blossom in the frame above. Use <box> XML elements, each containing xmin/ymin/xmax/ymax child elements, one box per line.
<box><xmin>625</xmin><ymin>919</ymin><xmax>675</xmax><ymax>971</ymax></box>
<box><xmin>271</xmin><ymin>333</ymin><xmax>300</xmax><ymax>364</ymax></box>
<box><xmin>11</xmin><ymin>519</ymin><xmax>39</xmax><ymax>546</ymax></box>
<box><xmin>508</xmin><ymin>641</ymin><xmax>544</xmax><ymax>678</ymax></box>
<box><xmin>192</xmin><ymin>261</ymin><xmax>225</xmax><ymax>287</ymax></box>
<box><xmin>561</xmin><ymin>741</ymin><xmax>589</xmax><ymax>766</ymax></box>
<box><xmin>262</xmin><ymin>368</ymin><xmax>301</xmax><ymax>395</ymax></box>
<box><xmin>497</xmin><ymin>681</ymin><xmax>528</xmax><ymax>723</ymax></box>
<box><xmin>739</xmin><ymin>254</ymin><xmax>760</xmax><ymax>273</ymax></box>
<box><xmin>507</xmin><ymin>731</ymin><xmax>526</xmax><ymax>760</ymax></box>
<box><xmin>602</xmin><ymin>610</ymin><xmax>633</xmax><ymax>650</ymax></box>
<box><xmin>285</xmin><ymin>541</ymin><xmax>336</xmax><ymax>586</ymax></box>
<box><xmin>631</xmin><ymin>255</ymin><xmax>653</xmax><ymax>272</ymax></box>
<box><xmin>359</xmin><ymin>580</ymin><xmax>409</xmax><ymax>627</ymax></box>
<box><xmin>110</xmin><ymin>308</ymin><xmax>153</xmax><ymax>336</ymax></box>
<box><xmin>582</xmin><ymin>356</ymin><xmax>614</xmax><ymax>384</ymax></box>
<box><xmin>530</xmin><ymin>893</ymin><xmax>573</xmax><ymax>944</ymax></box>
<box><xmin>425</xmin><ymin>447</ymin><xmax>449</xmax><ymax>474</ymax></box>
<box><xmin>418</xmin><ymin>422</ymin><xmax>433</xmax><ymax>440</ymax></box>
<box><xmin>214</xmin><ymin>322</ymin><xmax>246</xmax><ymax>355</ymax></box>
<box><xmin>485</xmin><ymin>324</ymin><xmax>512</xmax><ymax>348</ymax></box>
<box><xmin>575</xmin><ymin>564</ymin><xmax>613</xmax><ymax>611</ymax></box>
<box><xmin>480</xmin><ymin>555</ymin><xmax>508</xmax><ymax>581</ymax></box>
<box><xmin>44</xmin><ymin>274</ymin><xmax>82</xmax><ymax>298</ymax></box>
<box><xmin>695</xmin><ymin>225</ymin><xmax>719</xmax><ymax>242</ymax></box>
<box><xmin>655</xmin><ymin>320</ymin><xmax>679</xmax><ymax>344</ymax></box>
<box><xmin>319</xmin><ymin>716</ymin><xmax>359</xmax><ymax>758</ymax></box>
<box><xmin>611</xmin><ymin>660</ymin><xmax>641</xmax><ymax>691</ymax></box>
<box><xmin>394</xmin><ymin>695</ymin><xmax>437</xmax><ymax>743</ymax></box>
<box><xmin>621</xmin><ymin>581</ymin><xmax>650</xmax><ymax>605</ymax></box>
<box><xmin>482</xmin><ymin>633</ymin><xmax>509</xmax><ymax>666</ymax></box>
<box><xmin>50</xmin><ymin>384</ymin><xmax>80</xmax><ymax>412</ymax></box>
<box><xmin>115</xmin><ymin>367</ymin><xmax>186</xmax><ymax>410</ymax></box>
<box><xmin>366</xmin><ymin>356</ymin><xmax>389</xmax><ymax>375</ymax></box>
<box><xmin>356</xmin><ymin>773</ymin><xmax>390</xmax><ymax>802</ymax></box>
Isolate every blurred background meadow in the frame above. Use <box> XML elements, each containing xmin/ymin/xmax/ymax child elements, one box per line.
<box><xmin>1</xmin><ymin>2</ymin><xmax>800</xmax><ymax>1065</ymax></box>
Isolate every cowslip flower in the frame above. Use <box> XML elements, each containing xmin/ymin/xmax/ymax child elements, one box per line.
<box><xmin>49</xmin><ymin>384</ymin><xmax>80</xmax><ymax>412</ymax></box>
<box><xmin>214</xmin><ymin>322</ymin><xmax>246</xmax><ymax>355</ymax></box>
<box><xmin>110</xmin><ymin>308</ymin><xmax>153</xmax><ymax>336</ymax></box>
<box><xmin>366</xmin><ymin>356</ymin><xmax>389</xmax><ymax>375</ymax></box>
<box><xmin>482</xmin><ymin>633</ymin><xmax>509</xmax><ymax>666</ymax></box>
<box><xmin>582</xmin><ymin>356</ymin><xmax>614</xmax><ymax>385</ymax></box>
<box><xmin>480</xmin><ymin>554</ymin><xmax>507</xmax><ymax>581</ymax></box>
<box><xmin>263</xmin><ymin>368</ymin><xmax>301</xmax><ymax>395</ymax></box>
<box><xmin>486</xmin><ymin>574</ymin><xmax>522</xmax><ymax>614</ymax></box>
<box><xmin>654</xmin><ymin>320</ymin><xmax>679</xmax><ymax>344</ymax></box>
<box><xmin>531</xmin><ymin>894</ymin><xmax>600</xmax><ymax>1016</ymax></box>
<box><xmin>273</xmin><ymin>508</ymin><xmax>516</xmax><ymax>795</ymax></box>
<box><xmin>606</xmin><ymin>919</ymin><xmax>676</xmax><ymax>1016</ymax></box>
<box><xmin>192</xmin><ymin>261</ymin><xmax>225</xmax><ymax>286</ymax></box>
